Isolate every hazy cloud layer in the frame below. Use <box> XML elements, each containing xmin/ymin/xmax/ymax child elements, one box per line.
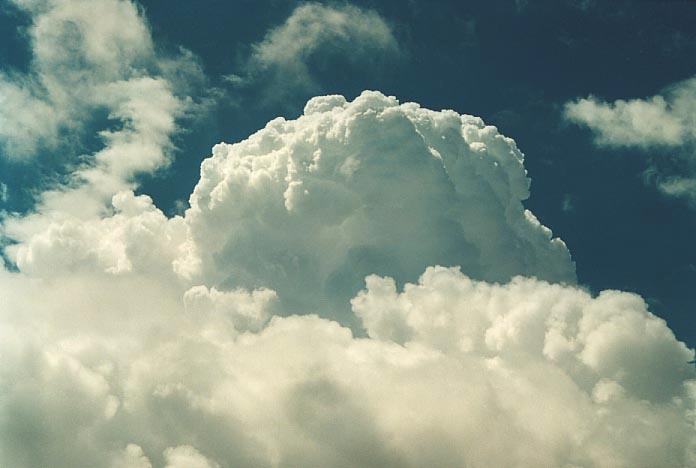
<box><xmin>564</xmin><ymin>77</ymin><xmax>696</xmax><ymax>203</ymax></box>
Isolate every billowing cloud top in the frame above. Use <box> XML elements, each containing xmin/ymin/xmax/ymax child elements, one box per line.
<box><xmin>1</xmin><ymin>90</ymin><xmax>694</xmax><ymax>467</ymax></box>
<box><xmin>178</xmin><ymin>91</ymin><xmax>576</xmax><ymax>316</ymax></box>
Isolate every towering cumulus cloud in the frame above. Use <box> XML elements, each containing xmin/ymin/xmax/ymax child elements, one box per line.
<box><xmin>1</xmin><ymin>90</ymin><xmax>694</xmax><ymax>467</ymax></box>
<box><xmin>177</xmin><ymin>92</ymin><xmax>576</xmax><ymax>318</ymax></box>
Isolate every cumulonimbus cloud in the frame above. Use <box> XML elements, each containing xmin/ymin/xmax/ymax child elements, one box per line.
<box><xmin>176</xmin><ymin>91</ymin><xmax>576</xmax><ymax>318</ymax></box>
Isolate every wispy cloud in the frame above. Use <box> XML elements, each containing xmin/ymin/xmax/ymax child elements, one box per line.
<box><xmin>229</xmin><ymin>3</ymin><xmax>400</xmax><ymax>103</ymax></box>
<box><xmin>0</xmin><ymin>0</ymin><xmax>204</xmax><ymax>232</ymax></box>
<box><xmin>563</xmin><ymin>86</ymin><xmax>693</xmax><ymax>148</ymax></box>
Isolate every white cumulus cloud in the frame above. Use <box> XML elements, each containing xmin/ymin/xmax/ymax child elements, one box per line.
<box><xmin>0</xmin><ymin>263</ymin><xmax>693</xmax><ymax>467</ymax></box>
<box><xmin>0</xmin><ymin>5</ymin><xmax>693</xmax><ymax>463</ymax></box>
<box><xmin>0</xmin><ymin>90</ymin><xmax>693</xmax><ymax>467</ymax></box>
<box><xmin>0</xmin><ymin>0</ymin><xmax>696</xmax><ymax>468</ymax></box>
<box><xmin>175</xmin><ymin>91</ymin><xmax>575</xmax><ymax>319</ymax></box>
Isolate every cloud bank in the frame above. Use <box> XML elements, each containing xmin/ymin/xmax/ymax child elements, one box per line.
<box><xmin>0</xmin><ymin>91</ymin><xmax>693</xmax><ymax>468</ymax></box>
<box><xmin>564</xmin><ymin>76</ymin><xmax>696</xmax><ymax>204</ymax></box>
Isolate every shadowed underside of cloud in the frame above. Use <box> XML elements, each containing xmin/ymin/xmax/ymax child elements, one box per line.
<box><xmin>564</xmin><ymin>77</ymin><xmax>696</xmax><ymax>204</ymax></box>
<box><xmin>0</xmin><ymin>1</ymin><xmax>694</xmax><ymax>467</ymax></box>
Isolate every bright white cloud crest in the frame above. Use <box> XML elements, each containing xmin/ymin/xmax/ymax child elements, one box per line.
<box><xmin>0</xmin><ymin>2</ymin><xmax>694</xmax><ymax>467</ymax></box>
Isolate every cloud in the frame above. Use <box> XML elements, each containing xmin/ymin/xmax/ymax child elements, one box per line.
<box><xmin>0</xmin><ymin>6</ymin><xmax>692</xmax><ymax>462</ymax></box>
<box><xmin>563</xmin><ymin>95</ymin><xmax>686</xmax><ymax>148</ymax></box>
<box><xmin>0</xmin><ymin>262</ymin><xmax>693</xmax><ymax>467</ymax></box>
<box><xmin>176</xmin><ymin>91</ymin><xmax>575</xmax><ymax>318</ymax></box>
<box><xmin>5</xmin><ymin>191</ymin><xmax>187</xmax><ymax>277</ymax></box>
<box><xmin>564</xmin><ymin>77</ymin><xmax>696</xmax><ymax>203</ymax></box>
<box><xmin>0</xmin><ymin>0</ymin><xmax>155</xmax><ymax>157</ymax></box>
<box><xmin>6</xmin><ymin>90</ymin><xmax>575</xmax><ymax>319</ymax></box>
<box><xmin>515</xmin><ymin>0</ymin><xmax>529</xmax><ymax>13</ymax></box>
<box><xmin>0</xmin><ymin>86</ymin><xmax>693</xmax><ymax>467</ymax></box>
<box><xmin>0</xmin><ymin>0</ymin><xmax>204</xmax><ymax>225</ymax></box>
<box><xmin>163</xmin><ymin>446</ymin><xmax>221</xmax><ymax>468</ymax></box>
<box><xmin>659</xmin><ymin>177</ymin><xmax>696</xmax><ymax>204</ymax></box>
<box><xmin>232</xmin><ymin>3</ymin><xmax>400</xmax><ymax>102</ymax></box>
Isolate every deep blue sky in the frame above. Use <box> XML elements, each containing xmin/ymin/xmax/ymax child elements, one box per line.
<box><xmin>1</xmin><ymin>0</ymin><xmax>695</xmax><ymax>346</ymax></box>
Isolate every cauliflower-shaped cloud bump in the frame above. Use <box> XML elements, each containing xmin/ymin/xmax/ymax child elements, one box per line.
<box><xmin>180</xmin><ymin>91</ymin><xmax>575</xmax><ymax>318</ymax></box>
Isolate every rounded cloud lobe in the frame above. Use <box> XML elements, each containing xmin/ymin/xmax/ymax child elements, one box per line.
<box><xmin>0</xmin><ymin>92</ymin><xmax>694</xmax><ymax>467</ymax></box>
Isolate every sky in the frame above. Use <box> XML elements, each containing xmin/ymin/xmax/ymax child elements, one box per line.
<box><xmin>0</xmin><ymin>1</ymin><xmax>695</xmax><ymax>467</ymax></box>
